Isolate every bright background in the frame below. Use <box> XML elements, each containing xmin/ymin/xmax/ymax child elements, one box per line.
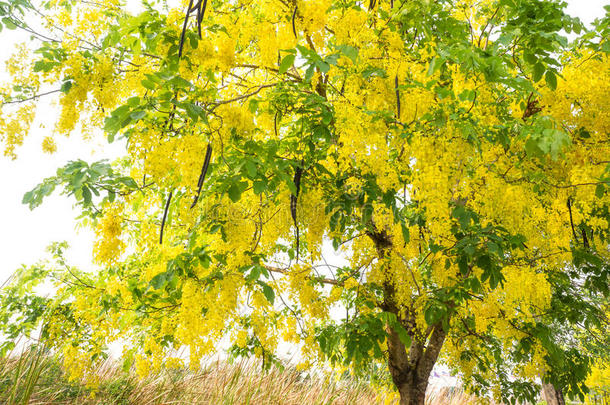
<box><xmin>0</xmin><ymin>0</ymin><xmax>607</xmax><ymax>284</ymax></box>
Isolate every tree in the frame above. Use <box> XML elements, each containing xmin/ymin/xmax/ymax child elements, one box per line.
<box><xmin>1</xmin><ymin>0</ymin><xmax>609</xmax><ymax>404</ymax></box>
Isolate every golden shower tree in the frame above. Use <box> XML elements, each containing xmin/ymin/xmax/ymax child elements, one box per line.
<box><xmin>1</xmin><ymin>0</ymin><xmax>609</xmax><ymax>403</ymax></box>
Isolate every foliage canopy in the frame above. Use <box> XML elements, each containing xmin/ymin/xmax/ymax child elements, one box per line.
<box><xmin>1</xmin><ymin>0</ymin><xmax>609</xmax><ymax>403</ymax></box>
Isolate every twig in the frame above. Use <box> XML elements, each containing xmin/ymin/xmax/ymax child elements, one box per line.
<box><xmin>1</xmin><ymin>89</ymin><xmax>62</xmax><ymax>106</ymax></box>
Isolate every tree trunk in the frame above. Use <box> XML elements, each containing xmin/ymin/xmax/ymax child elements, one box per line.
<box><xmin>542</xmin><ymin>382</ymin><xmax>565</xmax><ymax>405</ymax></box>
<box><xmin>396</xmin><ymin>381</ymin><xmax>428</xmax><ymax>405</ymax></box>
<box><xmin>368</xmin><ymin>230</ymin><xmax>448</xmax><ymax>405</ymax></box>
<box><xmin>386</xmin><ymin>322</ymin><xmax>448</xmax><ymax>405</ymax></box>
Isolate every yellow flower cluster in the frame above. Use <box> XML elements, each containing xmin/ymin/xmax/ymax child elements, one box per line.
<box><xmin>501</xmin><ymin>265</ymin><xmax>551</xmax><ymax>318</ymax></box>
<box><xmin>586</xmin><ymin>361</ymin><xmax>610</xmax><ymax>404</ymax></box>
<box><xmin>93</xmin><ymin>204</ymin><xmax>124</xmax><ymax>265</ymax></box>
<box><xmin>41</xmin><ymin>136</ymin><xmax>57</xmax><ymax>153</ymax></box>
<box><xmin>0</xmin><ymin>104</ymin><xmax>36</xmax><ymax>158</ymax></box>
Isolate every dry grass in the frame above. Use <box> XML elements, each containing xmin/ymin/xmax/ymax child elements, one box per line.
<box><xmin>425</xmin><ymin>386</ymin><xmax>479</xmax><ymax>405</ymax></box>
<box><xmin>102</xmin><ymin>360</ymin><xmax>382</xmax><ymax>405</ymax></box>
<box><xmin>0</xmin><ymin>347</ymin><xmax>522</xmax><ymax>405</ymax></box>
<box><xmin>0</xmin><ymin>348</ymin><xmax>388</xmax><ymax>405</ymax></box>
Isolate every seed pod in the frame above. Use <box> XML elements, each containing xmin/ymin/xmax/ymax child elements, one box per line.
<box><xmin>292</xmin><ymin>6</ymin><xmax>298</xmax><ymax>38</ymax></box>
<box><xmin>395</xmin><ymin>75</ymin><xmax>401</xmax><ymax>120</ymax></box>
<box><xmin>191</xmin><ymin>143</ymin><xmax>213</xmax><ymax>208</ymax></box>
<box><xmin>290</xmin><ymin>166</ymin><xmax>303</xmax><ymax>223</ymax></box>
<box><xmin>160</xmin><ymin>191</ymin><xmax>173</xmax><ymax>244</ymax></box>
<box><xmin>291</xmin><ymin>165</ymin><xmax>304</xmax><ymax>261</ymax></box>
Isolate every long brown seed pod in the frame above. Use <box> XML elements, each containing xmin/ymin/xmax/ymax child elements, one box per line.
<box><xmin>160</xmin><ymin>191</ymin><xmax>173</xmax><ymax>244</ymax></box>
<box><xmin>581</xmin><ymin>228</ymin><xmax>590</xmax><ymax>249</ymax></box>
<box><xmin>178</xmin><ymin>0</ymin><xmax>195</xmax><ymax>58</ymax></box>
<box><xmin>292</xmin><ymin>6</ymin><xmax>298</xmax><ymax>38</ymax></box>
<box><xmin>290</xmin><ymin>167</ymin><xmax>303</xmax><ymax>222</ymax></box>
<box><xmin>191</xmin><ymin>143</ymin><xmax>213</xmax><ymax>208</ymax></box>
<box><xmin>567</xmin><ymin>198</ymin><xmax>579</xmax><ymax>246</ymax></box>
<box><xmin>195</xmin><ymin>0</ymin><xmax>208</xmax><ymax>38</ymax></box>
<box><xmin>291</xmin><ymin>165</ymin><xmax>303</xmax><ymax>260</ymax></box>
<box><xmin>394</xmin><ymin>75</ymin><xmax>401</xmax><ymax>120</ymax></box>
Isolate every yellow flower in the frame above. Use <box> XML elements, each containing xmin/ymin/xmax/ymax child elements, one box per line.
<box><xmin>41</xmin><ymin>136</ymin><xmax>57</xmax><ymax>153</ymax></box>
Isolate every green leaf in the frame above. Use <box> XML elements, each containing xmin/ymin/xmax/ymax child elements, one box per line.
<box><xmin>457</xmin><ymin>257</ymin><xmax>469</xmax><ymax>275</ymax></box>
<box><xmin>253</xmin><ymin>179</ymin><xmax>267</xmax><ymax>194</ymax></box>
<box><xmin>259</xmin><ymin>282</ymin><xmax>275</xmax><ymax>304</ymax></box>
<box><xmin>361</xmin><ymin>66</ymin><xmax>386</xmax><ymax>79</ymax></box>
<box><xmin>545</xmin><ymin>70</ymin><xmax>557</xmax><ymax>91</ymax></box>
<box><xmin>532</xmin><ymin>62</ymin><xmax>545</xmax><ymax>82</ymax></box>
<box><xmin>384</xmin><ymin>313</ymin><xmax>412</xmax><ymax>348</ymax></box>
<box><xmin>22</xmin><ymin>179</ymin><xmax>59</xmax><ymax>210</ymax></box>
<box><xmin>141</xmin><ymin>79</ymin><xmax>156</xmax><ymax>90</ymax></box>
<box><xmin>227</xmin><ymin>182</ymin><xmax>242</xmax><ymax>202</ymax></box>
<box><xmin>427</xmin><ymin>57</ymin><xmax>443</xmax><ymax>76</ymax></box>
<box><xmin>324</xmin><ymin>53</ymin><xmax>340</xmax><ymax>66</ymax></box>
<box><xmin>246</xmin><ymin>265</ymin><xmax>261</xmax><ymax>282</ymax></box>
<box><xmin>336</xmin><ymin>44</ymin><xmax>358</xmax><ymax>63</ymax></box>
<box><xmin>401</xmin><ymin>224</ymin><xmax>410</xmax><ymax>244</ymax></box>
<box><xmin>81</xmin><ymin>186</ymin><xmax>92</xmax><ymax>205</ymax></box>
<box><xmin>150</xmin><ymin>272</ymin><xmax>167</xmax><ymax>289</ymax></box>
<box><xmin>248</xmin><ymin>98</ymin><xmax>259</xmax><ymax>113</ymax></box>
<box><xmin>537</xmin><ymin>128</ymin><xmax>570</xmax><ymax>160</ymax></box>
<box><xmin>130</xmin><ymin>110</ymin><xmax>146</xmax><ymax>120</ymax></box>
<box><xmin>523</xmin><ymin>52</ymin><xmax>537</xmax><ymax>65</ymax></box>
<box><xmin>476</xmin><ymin>254</ymin><xmax>492</xmax><ymax>271</ymax></box>
<box><xmin>424</xmin><ymin>303</ymin><xmax>445</xmax><ymax>325</ymax></box>
<box><xmin>488</xmin><ymin>270</ymin><xmax>503</xmax><ymax>289</ymax></box>
<box><xmin>185</xmin><ymin>103</ymin><xmax>203</xmax><ymax>122</ymax></box>
<box><xmin>279</xmin><ymin>54</ymin><xmax>295</xmax><ymax>74</ymax></box>
<box><xmin>119</xmin><ymin>176</ymin><xmax>138</xmax><ymax>189</ymax></box>
<box><xmin>244</xmin><ymin>160</ymin><xmax>257</xmax><ymax>178</ymax></box>
<box><xmin>168</xmin><ymin>76</ymin><xmax>193</xmax><ymax>89</ymax></box>
<box><xmin>33</xmin><ymin>61</ymin><xmax>53</xmax><ymax>73</ymax></box>
<box><xmin>60</xmin><ymin>80</ymin><xmax>73</xmax><ymax>93</ymax></box>
<box><xmin>284</xmin><ymin>177</ymin><xmax>298</xmax><ymax>195</ymax></box>
<box><xmin>304</xmin><ymin>65</ymin><xmax>315</xmax><ymax>82</ymax></box>
<box><xmin>452</xmin><ymin>205</ymin><xmax>471</xmax><ymax>229</ymax></box>
<box><xmin>2</xmin><ymin>17</ymin><xmax>17</xmax><ymax>30</ymax></box>
<box><xmin>126</xmin><ymin>97</ymin><xmax>140</xmax><ymax>107</ymax></box>
<box><xmin>71</xmin><ymin>170</ymin><xmax>87</xmax><ymax>188</ymax></box>
<box><xmin>316</xmin><ymin>60</ymin><xmax>330</xmax><ymax>73</ymax></box>
<box><xmin>595</xmin><ymin>184</ymin><xmax>605</xmax><ymax>198</ymax></box>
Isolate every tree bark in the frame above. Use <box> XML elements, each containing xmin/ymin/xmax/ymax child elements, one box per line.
<box><xmin>541</xmin><ymin>382</ymin><xmax>565</xmax><ymax>405</ymax></box>
<box><xmin>387</xmin><ymin>322</ymin><xmax>448</xmax><ymax>405</ymax></box>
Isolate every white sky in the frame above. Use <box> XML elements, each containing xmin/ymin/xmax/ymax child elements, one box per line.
<box><xmin>0</xmin><ymin>0</ymin><xmax>608</xmax><ymax>284</ymax></box>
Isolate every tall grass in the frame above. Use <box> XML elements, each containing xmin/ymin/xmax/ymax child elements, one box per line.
<box><xmin>0</xmin><ymin>345</ymin><xmax>51</xmax><ymax>405</ymax></box>
<box><xmin>0</xmin><ymin>349</ymin><xmax>551</xmax><ymax>405</ymax></box>
<box><xmin>425</xmin><ymin>386</ymin><xmax>478</xmax><ymax>405</ymax></box>
<box><xmin>0</xmin><ymin>350</ymin><xmax>389</xmax><ymax>404</ymax></box>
